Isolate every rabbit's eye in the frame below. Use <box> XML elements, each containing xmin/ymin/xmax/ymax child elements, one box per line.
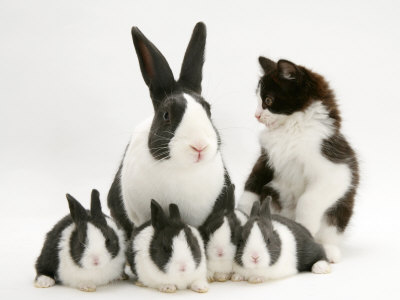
<box><xmin>163</xmin><ymin>245</ymin><xmax>171</xmax><ymax>253</ymax></box>
<box><xmin>163</xmin><ymin>111</ymin><xmax>170</xmax><ymax>121</ymax></box>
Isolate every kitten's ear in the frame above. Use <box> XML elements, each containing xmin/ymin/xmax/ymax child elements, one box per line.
<box><xmin>277</xmin><ymin>59</ymin><xmax>298</xmax><ymax>80</ymax></box>
<box><xmin>259</xmin><ymin>56</ymin><xmax>276</xmax><ymax>74</ymax></box>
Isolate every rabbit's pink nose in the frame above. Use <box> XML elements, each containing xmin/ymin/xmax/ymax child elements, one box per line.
<box><xmin>255</xmin><ymin>113</ymin><xmax>261</xmax><ymax>120</ymax></box>
<box><xmin>190</xmin><ymin>145</ymin><xmax>207</xmax><ymax>153</ymax></box>
<box><xmin>179</xmin><ymin>264</ymin><xmax>186</xmax><ymax>272</ymax></box>
<box><xmin>92</xmin><ymin>256</ymin><xmax>100</xmax><ymax>266</ymax></box>
<box><xmin>217</xmin><ymin>248</ymin><xmax>224</xmax><ymax>257</ymax></box>
<box><xmin>251</xmin><ymin>254</ymin><xmax>259</xmax><ymax>263</ymax></box>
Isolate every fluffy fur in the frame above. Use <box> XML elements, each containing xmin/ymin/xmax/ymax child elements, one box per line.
<box><xmin>34</xmin><ymin>190</ymin><xmax>126</xmax><ymax>292</ymax></box>
<box><xmin>108</xmin><ymin>22</ymin><xmax>230</xmax><ymax>236</ymax></box>
<box><xmin>127</xmin><ymin>201</ymin><xmax>208</xmax><ymax>293</ymax></box>
<box><xmin>233</xmin><ymin>200</ymin><xmax>330</xmax><ymax>283</ymax></box>
<box><xmin>239</xmin><ymin>57</ymin><xmax>359</xmax><ymax>263</ymax></box>
<box><xmin>199</xmin><ymin>184</ymin><xmax>248</xmax><ymax>282</ymax></box>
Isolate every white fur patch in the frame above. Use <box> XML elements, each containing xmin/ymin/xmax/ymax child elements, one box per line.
<box><xmin>246</xmin><ymin>101</ymin><xmax>352</xmax><ymax>249</ymax></box>
<box><xmin>121</xmin><ymin>93</ymin><xmax>225</xmax><ymax>227</ymax></box>
<box><xmin>312</xmin><ymin>260</ymin><xmax>331</xmax><ymax>274</ymax></box>
<box><xmin>57</xmin><ymin>220</ymin><xmax>126</xmax><ymax>289</ymax></box>
<box><xmin>206</xmin><ymin>217</ymin><xmax>236</xmax><ymax>276</ymax></box>
<box><xmin>133</xmin><ymin>225</ymin><xmax>207</xmax><ymax>291</ymax></box>
<box><xmin>237</xmin><ymin>191</ymin><xmax>259</xmax><ymax>216</ymax></box>
<box><xmin>34</xmin><ymin>275</ymin><xmax>55</xmax><ymax>288</ymax></box>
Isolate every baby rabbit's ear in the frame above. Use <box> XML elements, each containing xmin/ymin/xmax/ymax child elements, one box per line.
<box><xmin>169</xmin><ymin>203</ymin><xmax>181</xmax><ymax>221</ymax></box>
<box><xmin>260</xmin><ymin>196</ymin><xmax>273</xmax><ymax>227</ymax></box>
<box><xmin>131</xmin><ymin>26</ymin><xmax>175</xmax><ymax>108</ymax></box>
<box><xmin>224</xmin><ymin>184</ymin><xmax>235</xmax><ymax>212</ymax></box>
<box><xmin>90</xmin><ymin>189</ymin><xmax>106</xmax><ymax>224</ymax></box>
<box><xmin>250</xmin><ymin>201</ymin><xmax>260</xmax><ymax>218</ymax></box>
<box><xmin>151</xmin><ymin>199</ymin><xmax>168</xmax><ymax>230</ymax></box>
<box><xmin>178</xmin><ymin>22</ymin><xmax>206</xmax><ymax>94</ymax></box>
<box><xmin>66</xmin><ymin>194</ymin><xmax>87</xmax><ymax>224</ymax></box>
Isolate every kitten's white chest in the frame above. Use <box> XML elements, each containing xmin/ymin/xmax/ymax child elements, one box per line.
<box><xmin>259</xmin><ymin>103</ymin><xmax>335</xmax><ymax>215</ymax></box>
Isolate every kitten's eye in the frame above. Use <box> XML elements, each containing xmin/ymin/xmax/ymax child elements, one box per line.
<box><xmin>264</xmin><ymin>97</ymin><xmax>274</xmax><ymax>106</ymax></box>
<box><xmin>163</xmin><ymin>111</ymin><xmax>169</xmax><ymax>121</ymax></box>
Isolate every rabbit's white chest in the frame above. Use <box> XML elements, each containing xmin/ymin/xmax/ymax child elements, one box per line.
<box><xmin>121</xmin><ymin>118</ymin><xmax>225</xmax><ymax>227</ymax></box>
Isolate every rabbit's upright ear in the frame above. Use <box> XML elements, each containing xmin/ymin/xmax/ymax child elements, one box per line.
<box><xmin>169</xmin><ymin>203</ymin><xmax>181</xmax><ymax>221</ymax></box>
<box><xmin>178</xmin><ymin>22</ymin><xmax>206</xmax><ymax>94</ymax></box>
<box><xmin>90</xmin><ymin>189</ymin><xmax>106</xmax><ymax>224</ymax></box>
<box><xmin>260</xmin><ymin>196</ymin><xmax>273</xmax><ymax>228</ymax></box>
<box><xmin>224</xmin><ymin>184</ymin><xmax>236</xmax><ymax>212</ymax></box>
<box><xmin>151</xmin><ymin>199</ymin><xmax>168</xmax><ymax>230</ymax></box>
<box><xmin>66</xmin><ymin>194</ymin><xmax>87</xmax><ymax>224</ymax></box>
<box><xmin>250</xmin><ymin>201</ymin><xmax>260</xmax><ymax>218</ymax></box>
<box><xmin>131</xmin><ymin>27</ymin><xmax>175</xmax><ymax>108</ymax></box>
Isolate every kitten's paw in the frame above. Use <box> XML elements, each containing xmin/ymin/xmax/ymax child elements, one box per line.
<box><xmin>231</xmin><ymin>273</ymin><xmax>245</xmax><ymax>282</ymax></box>
<box><xmin>134</xmin><ymin>281</ymin><xmax>146</xmax><ymax>287</ymax></box>
<box><xmin>158</xmin><ymin>284</ymin><xmax>176</xmax><ymax>293</ymax></box>
<box><xmin>324</xmin><ymin>244</ymin><xmax>341</xmax><ymax>263</ymax></box>
<box><xmin>214</xmin><ymin>272</ymin><xmax>231</xmax><ymax>282</ymax></box>
<box><xmin>77</xmin><ymin>282</ymin><xmax>96</xmax><ymax>292</ymax></box>
<box><xmin>119</xmin><ymin>272</ymin><xmax>129</xmax><ymax>280</ymax></box>
<box><xmin>34</xmin><ymin>275</ymin><xmax>55</xmax><ymax>288</ymax></box>
<box><xmin>248</xmin><ymin>275</ymin><xmax>264</xmax><ymax>284</ymax></box>
<box><xmin>312</xmin><ymin>260</ymin><xmax>331</xmax><ymax>274</ymax></box>
<box><xmin>190</xmin><ymin>280</ymin><xmax>209</xmax><ymax>293</ymax></box>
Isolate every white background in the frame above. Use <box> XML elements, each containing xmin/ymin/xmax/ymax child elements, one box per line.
<box><xmin>1</xmin><ymin>0</ymin><xmax>399</xmax><ymax>299</ymax></box>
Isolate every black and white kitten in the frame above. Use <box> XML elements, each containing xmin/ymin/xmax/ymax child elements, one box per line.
<box><xmin>238</xmin><ymin>57</ymin><xmax>359</xmax><ymax>263</ymax></box>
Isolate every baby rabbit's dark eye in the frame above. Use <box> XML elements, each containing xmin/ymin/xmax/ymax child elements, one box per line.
<box><xmin>163</xmin><ymin>245</ymin><xmax>171</xmax><ymax>253</ymax></box>
<box><xmin>163</xmin><ymin>111</ymin><xmax>169</xmax><ymax>121</ymax></box>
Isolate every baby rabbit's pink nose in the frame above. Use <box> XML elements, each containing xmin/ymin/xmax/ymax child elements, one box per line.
<box><xmin>251</xmin><ymin>254</ymin><xmax>259</xmax><ymax>263</ymax></box>
<box><xmin>92</xmin><ymin>256</ymin><xmax>100</xmax><ymax>266</ymax></box>
<box><xmin>179</xmin><ymin>264</ymin><xmax>186</xmax><ymax>272</ymax></box>
<box><xmin>217</xmin><ymin>248</ymin><xmax>224</xmax><ymax>257</ymax></box>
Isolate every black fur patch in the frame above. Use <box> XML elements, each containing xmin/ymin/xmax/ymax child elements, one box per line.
<box><xmin>244</xmin><ymin>149</ymin><xmax>274</xmax><ymax>196</ymax></box>
<box><xmin>107</xmin><ymin>156</ymin><xmax>134</xmax><ymax>238</ymax></box>
<box><xmin>69</xmin><ymin>223</ymin><xmax>87</xmax><ymax>267</ymax></box>
<box><xmin>322</xmin><ymin>133</ymin><xmax>359</xmax><ymax>232</ymax></box>
<box><xmin>35</xmin><ymin>215</ymin><xmax>73</xmax><ymax>283</ymax></box>
<box><xmin>272</xmin><ymin>215</ymin><xmax>327</xmax><ymax>272</ymax></box>
<box><xmin>184</xmin><ymin>227</ymin><xmax>202</xmax><ymax>268</ymax></box>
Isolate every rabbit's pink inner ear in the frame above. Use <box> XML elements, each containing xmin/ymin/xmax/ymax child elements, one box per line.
<box><xmin>138</xmin><ymin>40</ymin><xmax>154</xmax><ymax>79</ymax></box>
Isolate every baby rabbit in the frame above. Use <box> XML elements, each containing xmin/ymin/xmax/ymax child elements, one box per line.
<box><xmin>199</xmin><ymin>184</ymin><xmax>248</xmax><ymax>282</ymax></box>
<box><xmin>34</xmin><ymin>190</ymin><xmax>126</xmax><ymax>292</ymax></box>
<box><xmin>127</xmin><ymin>200</ymin><xmax>208</xmax><ymax>293</ymax></box>
<box><xmin>232</xmin><ymin>198</ymin><xmax>331</xmax><ymax>283</ymax></box>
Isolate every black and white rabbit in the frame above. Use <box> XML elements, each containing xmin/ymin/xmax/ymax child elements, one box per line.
<box><xmin>34</xmin><ymin>190</ymin><xmax>126</xmax><ymax>292</ymax></box>
<box><xmin>199</xmin><ymin>184</ymin><xmax>248</xmax><ymax>282</ymax></box>
<box><xmin>108</xmin><ymin>22</ymin><xmax>231</xmax><ymax>237</ymax></box>
<box><xmin>232</xmin><ymin>198</ymin><xmax>331</xmax><ymax>283</ymax></box>
<box><xmin>127</xmin><ymin>200</ymin><xmax>208</xmax><ymax>293</ymax></box>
